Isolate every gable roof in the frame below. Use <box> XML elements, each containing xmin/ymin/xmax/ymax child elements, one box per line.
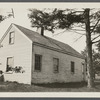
<box><xmin>13</xmin><ymin>24</ymin><xmax>84</xmax><ymax>59</ymax></box>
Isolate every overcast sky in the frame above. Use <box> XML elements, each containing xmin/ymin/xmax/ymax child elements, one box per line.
<box><xmin>0</xmin><ymin>3</ymin><xmax>99</xmax><ymax>53</ymax></box>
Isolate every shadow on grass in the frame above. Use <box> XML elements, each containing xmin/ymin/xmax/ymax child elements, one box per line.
<box><xmin>33</xmin><ymin>81</ymin><xmax>87</xmax><ymax>88</ymax></box>
<box><xmin>94</xmin><ymin>80</ymin><xmax>100</xmax><ymax>86</ymax></box>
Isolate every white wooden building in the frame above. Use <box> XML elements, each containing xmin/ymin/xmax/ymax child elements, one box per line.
<box><xmin>0</xmin><ymin>24</ymin><xmax>86</xmax><ymax>84</ymax></box>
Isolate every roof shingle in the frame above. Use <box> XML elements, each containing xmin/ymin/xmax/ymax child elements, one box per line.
<box><xmin>14</xmin><ymin>24</ymin><xmax>84</xmax><ymax>59</ymax></box>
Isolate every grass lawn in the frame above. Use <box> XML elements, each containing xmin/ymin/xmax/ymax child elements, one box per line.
<box><xmin>0</xmin><ymin>80</ymin><xmax>100</xmax><ymax>92</ymax></box>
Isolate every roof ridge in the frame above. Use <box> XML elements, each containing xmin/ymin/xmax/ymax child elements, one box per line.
<box><xmin>13</xmin><ymin>23</ymin><xmax>83</xmax><ymax>59</ymax></box>
<box><xmin>13</xmin><ymin>23</ymin><xmax>39</xmax><ymax>35</ymax></box>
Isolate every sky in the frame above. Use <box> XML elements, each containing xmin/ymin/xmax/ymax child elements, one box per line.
<box><xmin>0</xmin><ymin>3</ymin><xmax>99</xmax><ymax>53</ymax></box>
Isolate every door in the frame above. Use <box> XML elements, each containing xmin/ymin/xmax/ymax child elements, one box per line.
<box><xmin>6</xmin><ymin>57</ymin><xmax>14</xmax><ymax>72</ymax></box>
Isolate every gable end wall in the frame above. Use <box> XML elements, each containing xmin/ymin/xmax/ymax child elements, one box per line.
<box><xmin>0</xmin><ymin>25</ymin><xmax>32</xmax><ymax>84</ymax></box>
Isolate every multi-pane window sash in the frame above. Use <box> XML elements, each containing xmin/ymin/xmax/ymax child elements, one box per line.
<box><xmin>71</xmin><ymin>61</ymin><xmax>75</xmax><ymax>74</ymax></box>
<box><xmin>53</xmin><ymin>58</ymin><xmax>59</xmax><ymax>73</ymax></box>
<box><xmin>35</xmin><ymin>54</ymin><xmax>42</xmax><ymax>71</ymax></box>
<box><xmin>9</xmin><ymin>32</ymin><xmax>14</xmax><ymax>44</ymax></box>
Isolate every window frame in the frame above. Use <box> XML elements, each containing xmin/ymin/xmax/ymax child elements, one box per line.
<box><xmin>53</xmin><ymin>57</ymin><xmax>59</xmax><ymax>73</ymax></box>
<box><xmin>71</xmin><ymin>61</ymin><xmax>75</xmax><ymax>74</ymax></box>
<box><xmin>34</xmin><ymin>54</ymin><xmax>42</xmax><ymax>72</ymax></box>
<box><xmin>6</xmin><ymin>57</ymin><xmax>14</xmax><ymax>72</ymax></box>
<box><xmin>9</xmin><ymin>32</ymin><xmax>15</xmax><ymax>44</ymax></box>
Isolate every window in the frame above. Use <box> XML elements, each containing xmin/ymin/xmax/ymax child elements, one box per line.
<box><xmin>34</xmin><ymin>54</ymin><xmax>42</xmax><ymax>71</ymax></box>
<box><xmin>81</xmin><ymin>62</ymin><xmax>84</xmax><ymax>73</ymax></box>
<box><xmin>6</xmin><ymin>57</ymin><xmax>14</xmax><ymax>72</ymax></box>
<box><xmin>71</xmin><ymin>61</ymin><xmax>75</xmax><ymax>74</ymax></box>
<box><xmin>53</xmin><ymin>58</ymin><xmax>59</xmax><ymax>73</ymax></box>
<box><xmin>9</xmin><ymin>32</ymin><xmax>14</xmax><ymax>44</ymax></box>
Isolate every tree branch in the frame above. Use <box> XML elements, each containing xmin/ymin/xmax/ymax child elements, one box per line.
<box><xmin>92</xmin><ymin>34</ymin><xmax>100</xmax><ymax>41</ymax></box>
<box><xmin>53</xmin><ymin>28</ymin><xmax>85</xmax><ymax>37</ymax></box>
<box><xmin>70</xmin><ymin>30</ymin><xmax>85</xmax><ymax>35</ymax></box>
<box><xmin>74</xmin><ymin>35</ymin><xmax>84</xmax><ymax>42</ymax></box>
<box><xmin>91</xmin><ymin>19</ymin><xmax>100</xmax><ymax>34</ymax></box>
<box><xmin>79</xmin><ymin>25</ymin><xmax>85</xmax><ymax>29</ymax></box>
<box><xmin>71</xmin><ymin>28</ymin><xmax>85</xmax><ymax>31</ymax></box>
<box><xmin>70</xmin><ymin>11</ymin><xmax>84</xmax><ymax>14</ymax></box>
<box><xmin>73</xmin><ymin>24</ymin><xmax>85</xmax><ymax>29</ymax></box>
<box><xmin>92</xmin><ymin>40</ymin><xmax>100</xmax><ymax>44</ymax></box>
<box><xmin>53</xmin><ymin>29</ymin><xmax>67</xmax><ymax>36</ymax></box>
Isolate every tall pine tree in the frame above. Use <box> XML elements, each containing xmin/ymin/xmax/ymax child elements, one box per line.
<box><xmin>28</xmin><ymin>8</ymin><xmax>100</xmax><ymax>88</ymax></box>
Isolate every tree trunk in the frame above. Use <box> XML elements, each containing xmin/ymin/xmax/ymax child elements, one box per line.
<box><xmin>84</xmin><ymin>9</ymin><xmax>94</xmax><ymax>88</ymax></box>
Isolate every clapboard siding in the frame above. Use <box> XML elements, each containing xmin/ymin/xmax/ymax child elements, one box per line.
<box><xmin>32</xmin><ymin>45</ymin><xmax>85</xmax><ymax>84</ymax></box>
<box><xmin>0</xmin><ymin>25</ymin><xmax>32</xmax><ymax>84</ymax></box>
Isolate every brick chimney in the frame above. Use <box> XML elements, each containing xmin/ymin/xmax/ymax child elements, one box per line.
<box><xmin>37</xmin><ymin>27</ymin><xmax>44</xmax><ymax>36</ymax></box>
